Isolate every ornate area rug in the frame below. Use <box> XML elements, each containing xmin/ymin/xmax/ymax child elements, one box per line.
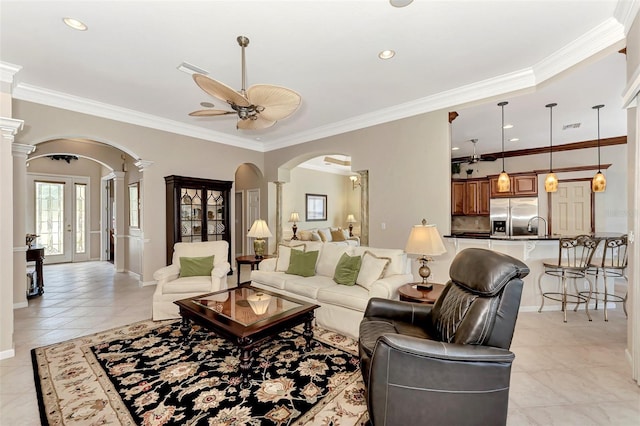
<box><xmin>32</xmin><ymin>320</ymin><xmax>369</xmax><ymax>425</ymax></box>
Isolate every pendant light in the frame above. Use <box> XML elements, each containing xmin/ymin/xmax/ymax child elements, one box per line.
<box><xmin>497</xmin><ymin>101</ymin><xmax>510</xmax><ymax>192</ymax></box>
<box><xmin>544</xmin><ymin>103</ymin><xmax>558</xmax><ymax>192</ymax></box>
<box><xmin>591</xmin><ymin>104</ymin><xmax>606</xmax><ymax>192</ymax></box>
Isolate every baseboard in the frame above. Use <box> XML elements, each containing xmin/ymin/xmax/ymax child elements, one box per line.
<box><xmin>141</xmin><ymin>280</ymin><xmax>157</xmax><ymax>287</ymax></box>
<box><xmin>13</xmin><ymin>301</ymin><xmax>28</xmax><ymax>309</ymax></box>
<box><xmin>0</xmin><ymin>348</ymin><xmax>15</xmax><ymax>360</ymax></box>
<box><xmin>625</xmin><ymin>348</ymin><xmax>633</xmax><ymax>369</ymax></box>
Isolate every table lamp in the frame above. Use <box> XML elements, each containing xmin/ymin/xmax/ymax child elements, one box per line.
<box><xmin>247</xmin><ymin>292</ymin><xmax>272</xmax><ymax>315</ymax></box>
<box><xmin>247</xmin><ymin>219</ymin><xmax>272</xmax><ymax>259</ymax></box>
<box><xmin>289</xmin><ymin>212</ymin><xmax>300</xmax><ymax>240</ymax></box>
<box><xmin>346</xmin><ymin>214</ymin><xmax>356</xmax><ymax>237</ymax></box>
<box><xmin>404</xmin><ymin>219</ymin><xmax>446</xmax><ymax>290</ymax></box>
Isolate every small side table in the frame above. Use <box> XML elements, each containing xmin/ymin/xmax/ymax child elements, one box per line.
<box><xmin>398</xmin><ymin>283</ymin><xmax>445</xmax><ymax>305</ymax></box>
<box><xmin>236</xmin><ymin>255</ymin><xmax>273</xmax><ymax>286</ymax></box>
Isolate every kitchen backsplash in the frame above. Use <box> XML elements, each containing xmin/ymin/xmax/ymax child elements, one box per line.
<box><xmin>451</xmin><ymin>216</ymin><xmax>491</xmax><ymax>233</ymax></box>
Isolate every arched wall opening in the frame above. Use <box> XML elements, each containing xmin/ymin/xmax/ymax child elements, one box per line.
<box><xmin>234</xmin><ymin>163</ymin><xmax>266</xmax><ymax>258</ymax></box>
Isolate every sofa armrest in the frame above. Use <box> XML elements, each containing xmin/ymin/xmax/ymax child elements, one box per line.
<box><xmin>258</xmin><ymin>258</ymin><xmax>277</xmax><ymax>272</ymax></box>
<box><xmin>153</xmin><ymin>264</ymin><xmax>180</xmax><ymax>286</ymax></box>
<box><xmin>363</xmin><ymin>297</ymin><xmax>433</xmax><ymax>324</ymax></box>
<box><xmin>212</xmin><ymin>262</ymin><xmax>231</xmax><ymax>279</ymax></box>
<box><xmin>369</xmin><ymin>273</ymin><xmax>414</xmax><ymax>299</ymax></box>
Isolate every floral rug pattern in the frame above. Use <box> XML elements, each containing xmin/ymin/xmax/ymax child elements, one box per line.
<box><xmin>31</xmin><ymin>320</ymin><xmax>369</xmax><ymax>425</ymax></box>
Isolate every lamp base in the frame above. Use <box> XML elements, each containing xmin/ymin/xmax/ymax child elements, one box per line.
<box><xmin>417</xmin><ymin>256</ymin><xmax>432</xmax><ymax>290</ymax></box>
<box><xmin>253</xmin><ymin>238</ymin><xmax>266</xmax><ymax>259</ymax></box>
<box><xmin>348</xmin><ymin>223</ymin><xmax>353</xmax><ymax>237</ymax></box>
<box><xmin>291</xmin><ymin>224</ymin><xmax>298</xmax><ymax>240</ymax></box>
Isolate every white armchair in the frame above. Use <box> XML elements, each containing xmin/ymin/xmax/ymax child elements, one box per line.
<box><xmin>152</xmin><ymin>241</ymin><xmax>230</xmax><ymax>320</ymax></box>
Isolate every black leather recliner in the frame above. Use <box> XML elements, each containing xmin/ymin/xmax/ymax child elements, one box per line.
<box><xmin>359</xmin><ymin>248</ymin><xmax>530</xmax><ymax>426</ymax></box>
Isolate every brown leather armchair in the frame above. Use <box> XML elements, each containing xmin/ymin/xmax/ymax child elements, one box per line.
<box><xmin>359</xmin><ymin>248</ymin><xmax>529</xmax><ymax>426</ymax></box>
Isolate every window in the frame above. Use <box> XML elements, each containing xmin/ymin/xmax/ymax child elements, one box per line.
<box><xmin>75</xmin><ymin>183</ymin><xmax>86</xmax><ymax>253</ymax></box>
<box><xmin>35</xmin><ymin>181</ymin><xmax>65</xmax><ymax>255</ymax></box>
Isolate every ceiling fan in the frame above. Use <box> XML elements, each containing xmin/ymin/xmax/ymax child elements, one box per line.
<box><xmin>451</xmin><ymin>139</ymin><xmax>497</xmax><ymax>164</ymax></box>
<box><xmin>189</xmin><ymin>36</ymin><xmax>301</xmax><ymax>130</ymax></box>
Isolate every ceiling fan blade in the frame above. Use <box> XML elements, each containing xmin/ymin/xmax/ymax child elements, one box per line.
<box><xmin>237</xmin><ymin>116</ymin><xmax>276</xmax><ymax>130</ymax></box>
<box><xmin>480</xmin><ymin>155</ymin><xmax>497</xmax><ymax>162</ymax></box>
<box><xmin>189</xmin><ymin>109</ymin><xmax>235</xmax><ymax>117</ymax></box>
<box><xmin>247</xmin><ymin>84</ymin><xmax>301</xmax><ymax>121</ymax></box>
<box><xmin>193</xmin><ymin>74</ymin><xmax>250</xmax><ymax>107</ymax></box>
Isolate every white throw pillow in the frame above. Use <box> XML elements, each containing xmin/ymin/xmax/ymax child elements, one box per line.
<box><xmin>316</xmin><ymin>243</ymin><xmax>351</xmax><ymax>277</ymax></box>
<box><xmin>298</xmin><ymin>230</ymin><xmax>312</xmax><ymax>241</ymax></box>
<box><xmin>356</xmin><ymin>250</ymin><xmax>391</xmax><ymax>290</ymax></box>
<box><xmin>317</xmin><ymin>228</ymin><xmax>332</xmax><ymax>242</ymax></box>
<box><xmin>276</xmin><ymin>243</ymin><xmax>305</xmax><ymax>272</ymax></box>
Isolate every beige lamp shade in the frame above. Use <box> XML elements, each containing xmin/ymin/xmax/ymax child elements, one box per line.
<box><xmin>346</xmin><ymin>214</ymin><xmax>356</xmax><ymax>223</ymax></box>
<box><xmin>247</xmin><ymin>219</ymin><xmax>272</xmax><ymax>238</ymax></box>
<box><xmin>405</xmin><ymin>223</ymin><xmax>446</xmax><ymax>256</ymax></box>
<box><xmin>288</xmin><ymin>212</ymin><xmax>300</xmax><ymax>223</ymax></box>
<box><xmin>544</xmin><ymin>172</ymin><xmax>558</xmax><ymax>192</ymax></box>
<box><xmin>247</xmin><ymin>292</ymin><xmax>272</xmax><ymax>315</ymax></box>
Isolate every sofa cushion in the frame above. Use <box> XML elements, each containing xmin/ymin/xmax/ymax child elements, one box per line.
<box><xmin>276</xmin><ymin>243</ymin><xmax>305</xmax><ymax>272</ymax></box>
<box><xmin>251</xmin><ymin>270</ymin><xmax>292</xmax><ymax>290</ymax></box>
<box><xmin>333</xmin><ymin>253</ymin><xmax>362</xmax><ymax>286</ymax></box>
<box><xmin>330</xmin><ymin>229</ymin><xmax>346</xmax><ymax>242</ymax></box>
<box><xmin>179</xmin><ymin>255</ymin><xmax>214</xmax><ymax>277</ymax></box>
<box><xmin>317</xmin><ymin>228</ymin><xmax>332</xmax><ymax>242</ymax></box>
<box><xmin>356</xmin><ymin>251</ymin><xmax>391</xmax><ymax>290</ymax></box>
<box><xmin>316</xmin><ymin>243</ymin><xmax>351</xmax><ymax>277</ymax></box>
<box><xmin>163</xmin><ymin>276</ymin><xmax>213</xmax><ymax>294</ymax></box>
<box><xmin>286</xmin><ymin>250</ymin><xmax>319</xmax><ymax>277</ymax></box>
<box><xmin>316</xmin><ymin>284</ymin><xmax>370</xmax><ymax>312</ymax></box>
<box><xmin>284</xmin><ymin>276</ymin><xmax>337</xmax><ymax>299</ymax></box>
<box><xmin>354</xmin><ymin>247</ymin><xmax>406</xmax><ymax>277</ymax></box>
<box><xmin>298</xmin><ymin>230</ymin><xmax>313</xmax><ymax>241</ymax></box>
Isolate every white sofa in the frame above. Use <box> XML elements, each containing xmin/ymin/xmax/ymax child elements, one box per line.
<box><xmin>152</xmin><ymin>241</ymin><xmax>230</xmax><ymax>320</ymax></box>
<box><xmin>295</xmin><ymin>227</ymin><xmax>360</xmax><ymax>246</ymax></box>
<box><xmin>250</xmin><ymin>241</ymin><xmax>413</xmax><ymax>338</ymax></box>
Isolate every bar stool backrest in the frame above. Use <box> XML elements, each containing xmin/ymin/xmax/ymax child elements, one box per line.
<box><xmin>557</xmin><ymin>235</ymin><xmax>598</xmax><ymax>269</ymax></box>
<box><xmin>599</xmin><ymin>235</ymin><xmax>628</xmax><ymax>270</ymax></box>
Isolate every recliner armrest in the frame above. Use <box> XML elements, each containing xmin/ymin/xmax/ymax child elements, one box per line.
<box><xmin>379</xmin><ymin>333</ymin><xmax>515</xmax><ymax>363</ymax></box>
<box><xmin>153</xmin><ymin>264</ymin><xmax>180</xmax><ymax>283</ymax></box>
<box><xmin>212</xmin><ymin>262</ymin><xmax>231</xmax><ymax>279</ymax></box>
<box><xmin>363</xmin><ymin>297</ymin><xmax>432</xmax><ymax>325</ymax></box>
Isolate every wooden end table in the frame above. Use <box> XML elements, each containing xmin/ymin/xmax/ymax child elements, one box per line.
<box><xmin>236</xmin><ymin>254</ymin><xmax>273</xmax><ymax>286</ymax></box>
<box><xmin>398</xmin><ymin>282</ymin><xmax>446</xmax><ymax>304</ymax></box>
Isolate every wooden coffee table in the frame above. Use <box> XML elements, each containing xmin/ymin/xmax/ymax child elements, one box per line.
<box><xmin>175</xmin><ymin>286</ymin><xmax>319</xmax><ymax>387</ymax></box>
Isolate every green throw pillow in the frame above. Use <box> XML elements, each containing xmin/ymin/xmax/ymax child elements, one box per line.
<box><xmin>286</xmin><ymin>250</ymin><xmax>318</xmax><ymax>277</ymax></box>
<box><xmin>179</xmin><ymin>255</ymin><xmax>214</xmax><ymax>277</ymax></box>
<box><xmin>333</xmin><ymin>253</ymin><xmax>362</xmax><ymax>286</ymax></box>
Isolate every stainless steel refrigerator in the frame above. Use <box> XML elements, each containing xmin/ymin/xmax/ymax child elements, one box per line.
<box><xmin>490</xmin><ymin>198</ymin><xmax>539</xmax><ymax>237</ymax></box>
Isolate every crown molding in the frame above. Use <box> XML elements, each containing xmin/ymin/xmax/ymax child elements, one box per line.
<box><xmin>0</xmin><ymin>62</ymin><xmax>21</xmax><ymax>85</ymax></box>
<box><xmin>12</xmin><ymin>143</ymin><xmax>35</xmax><ymax>157</ymax></box>
<box><xmin>532</xmin><ymin>17</ymin><xmax>626</xmax><ymax>85</ymax></box>
<box><xmin>11</xmin><ymin>83</ymin><xmax>267</xmax><ymax>152</ymax></box>
<box><xmin>134</xmin><ymin>159</ymin><xmax>154</xmax><ymax>171</ymax></box>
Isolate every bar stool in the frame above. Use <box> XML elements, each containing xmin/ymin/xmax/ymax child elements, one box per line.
<box><xmin>582</xmin><ymin>235</ymin><xmax>628</xmax><ymax>321</ymax></box>
<box><xmin>538</xmin><ymin>235</ymin><xmax>598</xmax><ymax>322</ymax></box>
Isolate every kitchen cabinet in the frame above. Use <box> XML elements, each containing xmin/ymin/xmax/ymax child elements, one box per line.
<box><xmin>165</xmin><ymin>175</ymin><xmax>232</xmax><ymax>265</ymax></box>
<box><xmin>452</xmin><ymin>178</ymin><xmax>490</xmax><ymax>216</ymax></box>
<box><xmin>490</xmin><ymin>173</ymin><xmax>538</xmax><ymax>198</ymax></box>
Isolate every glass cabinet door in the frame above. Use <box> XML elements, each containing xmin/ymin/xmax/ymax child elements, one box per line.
<box><xmin>206</xmin><ymin>190</ymin><xmax>225</xmax><ymax>241</ymax></box>
<box><xmin>180</xmin><ymin>187</ymin><xmax>203</xmax><ymax>242</ymax></box>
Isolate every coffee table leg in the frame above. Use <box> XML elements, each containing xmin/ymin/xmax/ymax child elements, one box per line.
<box><xmin>238</xmin><ymin>338</ymin><xmax>253</xmax><ymax>388</ymax></box>
<box><xmin>303</xmin><ymin>314</ymin><xmax>314</xmax><ymax>351</ymax></box>
<box><xmin>180</xmin><ymin>317</ymin><xmax>191</xmax><ymax>343</ymax></box>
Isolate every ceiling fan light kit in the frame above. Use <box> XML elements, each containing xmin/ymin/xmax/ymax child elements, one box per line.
<box><xmin>592</xmin><ymin>104</ymin><xmax>606</xmax><ymax>193</ymax></box>
<box><xmin>189</xmin><ymin>35</ymin><xmax>301</xmax><ymax>130</ymax></box>
<box><xmin>544</xmin><ymin>103</ymin><xmax>558</xmax><ymax>193</ymax></box>
<box><xmin>497</xmin><ymin>101</ymin><xmax>511</xmax><ymax>193</ymax></box>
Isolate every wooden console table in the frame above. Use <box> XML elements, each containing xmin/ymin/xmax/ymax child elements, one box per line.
<box><xmin>26</xmin><ymin>246</ymin><xmax>45</xmax><ymax>297</ymax></box>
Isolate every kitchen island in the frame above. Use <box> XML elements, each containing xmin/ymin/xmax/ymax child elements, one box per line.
<box><xmin>439</xmin><ymin>235</ymin><xmax>564</xmax><ymax>313</ymax></box>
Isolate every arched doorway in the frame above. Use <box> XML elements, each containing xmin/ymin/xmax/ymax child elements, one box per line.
<box><xmin>234</xmin><ymin>163</ymin><xmax>265</xmax><ymax>257</ymax></box>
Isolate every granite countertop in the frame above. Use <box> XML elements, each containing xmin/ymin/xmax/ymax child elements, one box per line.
<box><xmin>445</xmin><ymin>233</ymin><xmax>559</xmax><ymax>241</ymax></box>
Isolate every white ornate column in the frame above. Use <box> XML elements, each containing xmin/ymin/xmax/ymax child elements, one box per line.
<box><xmin>134</xmin><ymin>160</ymin><xmax>153</xmax><ymax>285</ymax></box>
<box><xmin>357</xmin><ymin>170</ymin><xmax>369</xmax><ymax>246</ymax></box>
<box><xmin>274</xmin><ymin>181</ymin><xmax>284</xmax><ymax>252</ymax></box>
<box><xmin>0</xmin><ymin>117</ymin><xmax>24</xmax><ymax>360</ymax></box>
<box><xmin>12</xmin><ymin>143</ymin><xmax>35</xmax><ymax>308</ymax></box>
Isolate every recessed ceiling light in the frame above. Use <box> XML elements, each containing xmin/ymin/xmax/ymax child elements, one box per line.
<box><xmin>509</xmin><ymin>138</ymin><xmax>519</xmax><ymax>142</ymax></box>
<box><xmin>378</xmin><ymin>50</ymin><xmax>395</xmax><ymax>60</ymax></box>
<box><xmin>200</xmin><ymin>102</ymin><xmax>215</xmax><ymax>108</ymax></box>
<box><xmin>451</xmin><ymin>147</ymin><xmax>460</xmax><ymax>151</ymax></box>
<box><xmin>255</xmin><ymin>137</ymin><xmax>261</xmax><ymax>141</ymax></box>
<box><xmin>503</xmin><ymin>124</ymin><xmax>514</xmax><ymax>129</ymax></box>
<box><xmin>62</xmin><ymin>17</ymin><xmax>87</xmax><ymax>31</ymax></box>
<box><xmin>390</xmin><ymin>0</ymin><xmax>414</xmax><ymax>7</ymax></box>
<box><xmin>177</xmin><ymin>62</ymin><xmax>209</xmax><ymax>75</ymax></box>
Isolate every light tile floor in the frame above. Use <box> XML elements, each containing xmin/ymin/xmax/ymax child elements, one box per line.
<box><xmin>1</xmin><ymin>261</ymin><xmax>638</xmax><ymax>425</ymax></box>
